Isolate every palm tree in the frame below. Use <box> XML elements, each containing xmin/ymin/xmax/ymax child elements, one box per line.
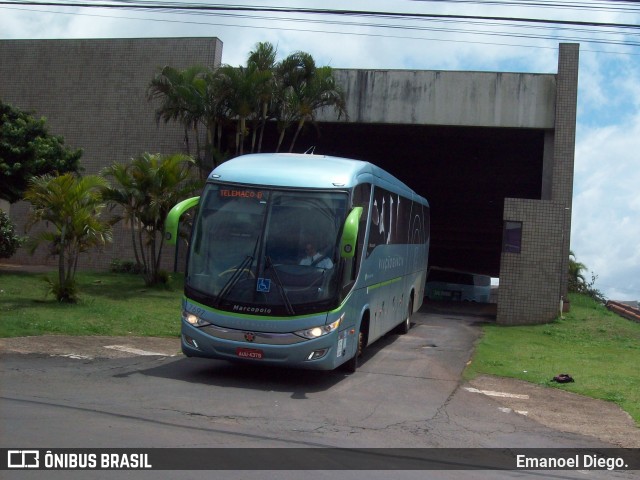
<box><xmin>273</xmin><ymin>52</ymin><xmax>347</xmax><ymax>152</ymax></box>
<box><xmin>277</xmin><ymin>51</ymin><xmax>316</xmax><ymax>91</ymax></box>
<box><xmin>273</xmin><ymin>85</ymin><xmax>299</xmax><ymax>153</ymax></box>
<box><xmin>104</xmin><ymin>153</ymin><xmax>200</xmax><ymax>286</ymax></box>
<box><xmin>286</xmin><ymin>66</ymin><xmax>347</xmax><ymax>152</ymax></box>
<box><xmin>147</xmin><ymin>46</ymin><xmax>348</xmax><ymax>159</ymax></box>
<box><xmin>568</xmin><ymin>250</ymin><xmax>587</xmax><ymax>293</ymax></box>
<box><xmin>101</xmin><ymin>162</ymin><xmax>143</xmax><ymax>268</ymax></box>
<box><xmin>247</xmin><ymin>42</ymin><xmax>277</xmax><ymax>153</ymax></box>
<box><xmin>216</xmin><ymin>64</ymin><xmax>271</xmax><ymax>156</ymax></box>
<box><xmin>24</xmin><ymin>173</ymin><xmax>112</xmax><ymax>302</ymax></box>
<box><xmin>273</xmin><ymin>52</ymin><xmax>315</xmax><ymax>153</ymax></box>
<box><xmin>200</xmin><ymin>68</ymin><xmax>229</xmax><ymax>169</ymax></box>
<box><xmin>147</xmin><ymin>65</ymin><xmax>207</xmax><ymax>169</ymax></box>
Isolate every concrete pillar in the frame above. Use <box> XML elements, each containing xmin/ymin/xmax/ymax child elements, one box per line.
<box><xmin>552</xmin><ymin>43</ymin><xmax>580</xmax><ymax>300</ymax></box>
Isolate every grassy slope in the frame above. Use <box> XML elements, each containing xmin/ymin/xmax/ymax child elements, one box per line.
<box><xmin>464</xmin><ymin>293</ymin><xmax>640</xmax><ymax>425</ymax></box>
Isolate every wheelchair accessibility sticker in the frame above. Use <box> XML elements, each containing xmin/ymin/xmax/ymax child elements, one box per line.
<box><xmin>257</xmin><ymin>278</ymin><xmax>271</xmax><ymax>293</ymax></box>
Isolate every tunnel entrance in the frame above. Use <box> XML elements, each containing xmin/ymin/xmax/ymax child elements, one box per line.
<box><xmin>250</xmin><ymin>122</ymin><xmax>545</xmax><ymax>278</ymax></box>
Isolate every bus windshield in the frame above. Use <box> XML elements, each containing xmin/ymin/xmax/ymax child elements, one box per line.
<box><xmin>186</xmin><ymin>184</ymin><xmax>349</xmax><ymax>316</ymax></box>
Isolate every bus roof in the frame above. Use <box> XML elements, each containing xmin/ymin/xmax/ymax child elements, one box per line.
<box><xmin>209</xmin><ymin>153</ymin><xmax>426</xmax><ymax>202</ymax></box>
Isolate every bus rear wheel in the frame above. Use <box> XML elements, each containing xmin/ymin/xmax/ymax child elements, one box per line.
<box><xmin>397</xmin><ymin>297</ymin><xmax>413</xmax><ymax>335</ymax></box>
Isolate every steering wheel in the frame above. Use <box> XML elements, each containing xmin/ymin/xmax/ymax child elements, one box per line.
<box><xmin>218</xmin><ymin>268</ymin><xmax>255</xmax><ymax>278</ymax></box>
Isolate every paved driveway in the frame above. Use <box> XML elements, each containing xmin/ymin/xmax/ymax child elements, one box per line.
<box><xmin>1</xmin><ymin>304</ymin><xmax>637</xmax><ymax>451</ymax></box>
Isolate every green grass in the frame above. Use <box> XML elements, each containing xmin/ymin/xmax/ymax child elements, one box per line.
<box><xmin>0</xmin><ymin>270</ymin><xmax>183</xmax><ymax>337</ymax></box>
<box><xmin>465</xmin><ymin>293</ymin><xmax>640</xmax><ymax>425</ymax></box>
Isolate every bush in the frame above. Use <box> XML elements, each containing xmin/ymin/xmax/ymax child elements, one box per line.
<box><xmin>568</xmin><ymin>251</ymin><xmax>606</xmax><ymax>304</ymax></box>
<box><xmin>44</xmin><ymin>276</ymin><xmax>79</xmax><ymax>303</ymax></box>
<box><xmin>0</xmin><ymin>210</ymin><xmax>24</xmax><ymax>259</ymax></box>
<box><xmin>109</xmin><ymin>258</ymin><xmax>144</xmax><ymax>274</ymax></box>
<box><xmin>581</xmin><ymin>272</ymin><xmax>607</xmax><ymax>304</ymax></box>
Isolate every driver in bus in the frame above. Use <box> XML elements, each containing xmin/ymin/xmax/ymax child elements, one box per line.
<box><xmin>299</xmin><ymin>242</ymin><xmax>333</xmax><ymax>269</ymax></box>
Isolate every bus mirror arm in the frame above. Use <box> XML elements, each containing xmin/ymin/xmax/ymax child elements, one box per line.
<box><xmin>339</xmin><ymin>207</ymin><xmax>363</xmax><ymax>259</ymax></box>
<box><xmin>165</xmin><ymin>196</ymin><xmax>200</xmax><ymax>246</ymax></box>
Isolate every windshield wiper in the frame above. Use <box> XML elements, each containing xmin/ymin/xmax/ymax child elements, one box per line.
<box><xmin>265</xmin><ymin>256</ymin><xmax>295</xmax><ymax>315</ymax></box>
<box><xmin>214</xmin><ymin>255</ymin><xmax>253</xmax><ymax>308</ymax></box>
<box><xmin>214</xmin><ymin>232</ymin><xmax>264</xmax><ymax>308</ymax></box>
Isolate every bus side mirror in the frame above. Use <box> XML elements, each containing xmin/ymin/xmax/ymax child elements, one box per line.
<box><xmin>340</xmin><ymin>207</ymin><xmax>363</xmax><ymax>259</ymax></box>
<box><xmin>165</xmin><ymin>196</ymin><xmax>200</xmax><ymax>246</ymax></box>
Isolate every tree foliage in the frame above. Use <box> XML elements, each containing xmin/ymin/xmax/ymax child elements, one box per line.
<box><xmin>568</xmin><ymin>250</ymin><xmax>606</xmax><ymax>303</ymax></box>
<box><xmin>24</xmin><ymin>173</ymin><xmax>112</xmax><ymax>302</ymax></box>
<box><xmin>102</xmin><ymin>152</ymin><xmax>201</xmax><ymax>286</ymax></box>
<box><xmin>568</xmin><ymin>250</ymin><xmax>587</xmax><ymax>293</ymax></box>
<box><xmin>147</xmin><ymin>43</ymin><xmax>348</xmax><ymax>169</ymax></box>
<box><xmin>0</xmin><ymin>100</ymin><xmax>82</xmax><ymax>203</ymax></box>
<box><xmin>0</xmin><ymin>210</ymin><xmax>24</xmax><ymax>259</ymax></box>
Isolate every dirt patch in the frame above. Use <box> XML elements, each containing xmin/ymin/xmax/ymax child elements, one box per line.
<box><xmin>0</xmin><ymin>262</ymin><xmax>56</xmax><ymax>273</ymax></box>
<box><xmin>469</xmin><ymin>375</ymin><xmax>640</xmax><ymax>448</ymax></box>
<box><xmin>0</xmin><ymin>335</ymin><xmax>181</xmax><ymax>359</ymax></box>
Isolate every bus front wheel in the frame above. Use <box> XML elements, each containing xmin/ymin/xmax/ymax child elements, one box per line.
<box><xmin>343</xmin><ymin>329</ymin><xmax>363</xmax><ymax>373</ymax></box>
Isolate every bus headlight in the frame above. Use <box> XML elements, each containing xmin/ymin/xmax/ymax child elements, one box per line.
<box><xmin>182</xmin><ymin>310</ymin><xmax>211</xmax><ymax>327</ymax></box>
<box><xmin>295</xmin><ymin>316</ymin><xmax>342</xmax><ymax>340</ymax></box>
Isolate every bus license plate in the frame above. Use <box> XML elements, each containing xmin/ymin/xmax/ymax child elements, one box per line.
<box><xmin>236</xmin><ymin>347</ymin><xmax>263</xmax><ymax>359</ymax></box>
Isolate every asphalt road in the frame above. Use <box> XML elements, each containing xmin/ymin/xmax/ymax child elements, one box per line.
<box><xmin>1</xmin><ymin>306</ymin><xmax>638</xmax><ymax>479</ymax></box>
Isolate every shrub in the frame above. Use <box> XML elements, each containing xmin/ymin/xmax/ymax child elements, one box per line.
<box><xmin>0</xmin><ymin>210</ymin><xmax>24</xmax><ymax>259</ymax></box>
<box><xmin>110</xmin><ymin>258</ymin><xmax>144</xmax><ymax>274</ymax></box>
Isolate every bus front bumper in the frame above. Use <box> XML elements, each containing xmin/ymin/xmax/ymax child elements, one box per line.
<box><xmin>180</xmin><ymin>321</ymin><xmax>352</xmax><ymax>370</ymax></box>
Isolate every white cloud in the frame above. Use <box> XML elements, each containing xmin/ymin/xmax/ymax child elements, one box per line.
<box><xmin>573</xmin><ymin>114</ymin><xmax>640</xmax><ymax>300</ymax></box>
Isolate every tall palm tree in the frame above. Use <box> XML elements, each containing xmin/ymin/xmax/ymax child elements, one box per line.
<box><xmin>217</xmin><ymin>64</ymin><xmax>270</xmax><ymax>156</ymax></box>
<box><xmin>101</xmin><ymin>162</ymin><xmax>143</xmax><ymax>267</ymax></box>
<box><xmin>277</xmin><ymin>51</ymin><xmax>316</xmax><ymax>91</ymax></box>
<box><xmin>200</xmin><ymin>68</ymin><xmax>229</xmax><ymax>169</ymax></box>
<box><xmin>247</xmin><ymin>42</ymin><xmax>277</xmax><ymax>153</ymax></box>
<box><xmin>273</xmin><ymin>52</ymin><xmax>316</xmax><ymax>153</ymax></box>
<box><xmin>273</xmin><ymin>85</ymin><xmax>299</xmax><ymax>153</ymax></box>
<box><xmin>147</xmin><ymin>65</ymin><xmax>207</xmax><ymax>166</ymax></box>
<box><xmin>286</xmin><ymin>66</ymin><xmax>347</xmax><ymax>153</ymax></box>
<box><xmin>273</xmin><ymin>52</ymin><xmax>347</xmax><ymax>152</ymax></box>
<box><xmin>24</xmin><ymin>173</ymin><xmax>112</xmax><ymax>302</ymax></box>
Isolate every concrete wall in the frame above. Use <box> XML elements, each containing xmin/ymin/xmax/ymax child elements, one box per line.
<box><xmin>1</xmin><ymin>37</ymin><xmax>222</xmax><ymax>269</ymax></box>
<box><xmin>497</xmin><ymin>198</ymin><xmax>565</xmax><ymax>324</ymax></box>
<box><xmin>320</xmin><ymin>69</ymin><xmax>556</xmax><ymax>128</ymax></box>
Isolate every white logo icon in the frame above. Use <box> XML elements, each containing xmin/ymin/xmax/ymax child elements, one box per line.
<box><xmin>8</xmin><ymin>450</ymin><xmax>40</xmax><ymax>468</ymax></box>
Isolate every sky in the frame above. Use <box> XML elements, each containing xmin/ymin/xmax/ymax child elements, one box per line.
<box><xmin>1</xmin><ymin>0</ymin><xmax>638</xmax><ymax>301</ymax></box>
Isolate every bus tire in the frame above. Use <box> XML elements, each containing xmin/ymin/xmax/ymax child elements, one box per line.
<box><xmin>398</xmin><ymin>297</ymin><xmax>413</xmax><ymax>335</ymax></box>
<box><xmin>343</xmin><ymin>328</ymin><xmax>363</xmax><ymax>373</ymax></box>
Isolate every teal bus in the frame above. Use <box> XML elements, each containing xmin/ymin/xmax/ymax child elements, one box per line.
<box><xmin>165</xmin><ymin>153</ymin><xmax>430</xmax><ymax>371</ymax></box>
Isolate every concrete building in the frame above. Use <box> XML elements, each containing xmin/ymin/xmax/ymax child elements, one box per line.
<box><xmin>0</xmin><ymin>38</ymin><xmax>578</xmax><ymax>325</ymax></box>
